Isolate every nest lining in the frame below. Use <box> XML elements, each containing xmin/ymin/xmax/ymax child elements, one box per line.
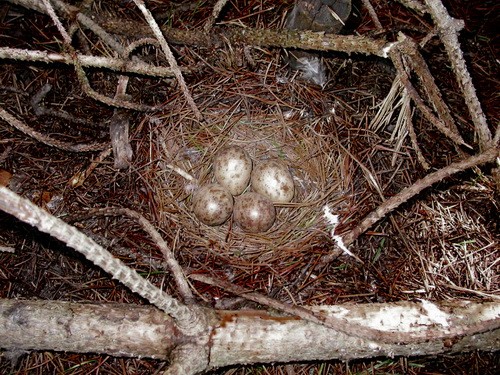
<box><xmin>153</xmin><ymin>113</ymin><xmax>347</xmax><ymax>260</ymax></box>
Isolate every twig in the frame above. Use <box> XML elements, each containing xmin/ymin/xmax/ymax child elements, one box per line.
<box><xmin>226</xmin><ymin>28</ymin><xmax>393</xmax><ymax>57</ymax></box>
<box><xmin>85</xmin><ymin>207</ymin><xmax>195</xmax><ymax>304</ymax></box>
<box><xmin>424</xmin><ymin>0</ymin><xmax>492</xmax><ymax>150</ymax></box>
<box><xmin>0</xmin><ymin>47</ymin><xmax>176</xmax><ymax>78</ymax></box>
<box><xmin>0</xmin><ymin>186</ymin><xmax>204</xmax><ymax>332</ymax></box>
<box><xmin>407</xmin><ymin>108</ymin><xmax>431</xmax><ymax>170</ymax></box>
<box><xmin>0</xmin><ymin>107</ymin><xmax>107</xmax><ymax>152</ymax></box>
<box><xmin>395</xmin><ymin>34</ymin><xmax>464</xmax><ymax>145</ymax></box>
<box><xmin>41</xmin><ymin>0</ymin><xmax>71</xmax><ymax>43</ymax></box>
<box><xmin>41</xmin><ymin>0</ymin><xmax>155</xmax><ymax>111</ymax></box>
<box><xmin>343</xmin><ymin>146</ymin><xmax>499</xmax><ymax>246</ymax></box>
<box><xmin>389</xmin><ymin>46</ymin><xmax>471</xmax><ymax>148</ymax></box>
<box><xmin>361</xmin><ymin>0</ymin><xmax>383</xmax><ymax>31</ymax></box>
<box><xmin>130</xmin><ymin>0</ymin><xmax>203</xmax><ymax>120</ymax></box>
<box><xmin>68</xmin><ymin>147</ymin><xmax>113</xmax><ymax>187</ymax></box>
<box><xmin>204</xmin><ymin>0</ymin><xmax>229</xmax><ymax>32</ymax></box>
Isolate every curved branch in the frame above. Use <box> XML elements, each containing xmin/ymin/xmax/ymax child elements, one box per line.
<box><xmin>343</xmin><ymin>146</ymin><xmax>499</xmax><ymax>246</ymax></box>
<box><xmin>0</xmin><ymin>186</ymin><xmax>204</xmax><ymax>332</ymax></box>
<box><xmin>0</xmin><ymin>107</ymin><xmax>108</xmax><ymax>152</ymax></box>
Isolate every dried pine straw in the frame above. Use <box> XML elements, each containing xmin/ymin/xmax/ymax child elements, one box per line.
<box><xmin>151</xmin><ymin>112</ymin><xmax>346</xmax><ymax>262</ymax></box>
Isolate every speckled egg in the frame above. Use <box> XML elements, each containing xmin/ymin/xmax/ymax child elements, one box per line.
<box><xmin>251</xmin><ymin>159</ymin><xmax>295</xmax><ymax>203</ymax></box>
<box><xmin>233</xmin><ymin>192</ymin><xmax>276</xmax><ymax>233</ymax></box>
<box><xmin>213</xmin><ymin>145</ymin><xmax>253</xmax><ymax>196</ymax></box>
<box><xmin>192</xmin><ymin>184</ymin><xmax>233</xmax><ymax>226</ymax></box>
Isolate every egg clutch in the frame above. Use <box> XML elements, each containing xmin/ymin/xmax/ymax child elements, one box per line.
<box><xmin>192</xmin><ymin>145</ymin><xmax>295</xmax><ymax>233</ymax></box>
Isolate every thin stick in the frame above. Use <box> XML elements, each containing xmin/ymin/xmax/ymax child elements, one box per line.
<box><xmin>68</xmin><ymin>147</ymin><xmax>113</xmax><ymax>187</ymax></box>
<box><xmin>0</xmin><ymin>47</ymin><xmax>176</xmax><ymax>78</ymax></box>
<box><xmin>361</xmin><ymin>0</ymin><xmax>383</xmax><ymax>31</ymax></box>
<box><xmin>343</xmin><ymin>146</ymin><xmax>499</xmax><ymax>246</ymax></box>
<box><xmin>407</xmin><ymin>108</ymin><xmax>431</xmax><ymax>170</ymax></box>
<box><xmin>86</xmin><ymin>207</ymin><xmax>195</xmax><ymax>304</ymax></box>
<box><xmin>41</xmin><ymin>0</ymin><xmax>71</xmax><ymax>44</ymax></box>
<box><xmin>395</xmin><ymin>34</ymin><xmax>463</xmax><ymax>145</ymax></box>
<box><xmin>0</xmin><ymin>107</ymin><xmax>107</xmax><ymax>152</ymax></box>
<box><xmin>204</xmin><ymin>0</ymin><xmax>230</xmax><ymax>32</ymax></box>
<box><xmin>389</xmin><ymin>47</ymin><xmax>470</xmax><ymax>148</ymax></box>
<box><xmin>424</xmin><ymin>0</ymin><xmax>492</xmax><ymax>150</ymax></box>
<box><xmin>131</xmin><ymin>0</ymin><xmax>203</xmax><ymax>120</ymax></box>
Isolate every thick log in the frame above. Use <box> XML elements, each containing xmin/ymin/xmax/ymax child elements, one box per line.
<box><xmin>0</xmin><ymin>299</ymin><xmax>179</xmax><ymax>359</ymax></box>
<box><xmin>1</xmin><ymin>298</ymin><xmax>498</xmax><ymax>369</ymax></box>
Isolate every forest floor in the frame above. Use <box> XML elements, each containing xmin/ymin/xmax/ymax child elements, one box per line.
<box><xmin>0</xmin><ymin>0</ymin><xmax>498</xmax><ymax>374</ymax></box>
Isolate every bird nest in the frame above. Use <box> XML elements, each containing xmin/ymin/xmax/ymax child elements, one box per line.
<box><xmin>152</xmin><ymin>112</ymin><xmax>346</xmax><ymax>261</ymax></box>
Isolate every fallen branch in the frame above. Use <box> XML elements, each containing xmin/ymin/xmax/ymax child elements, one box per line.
<box><xmin>0</xmin><ymin>107</ymin><xmax>108</xmax><ymax>152</ymax></box>
<box><xmin>343</xmin><ymin>146</ymin><xmax>499</xmax><ymax>246</ymax></box>
<box><xmin>0</xmin><ymin>47</ymin><xmax>177</xmax><ymax>78</ymax></box>
<box><xmin>0</xmin><ymin>186</ymin><xmax>205</xmax><ymax>333</ymax></box>
<box><xmin>6</xmin><ymin>0</ymin><xmax>392</xmax><ymax>57</ymax></box>
<box><xmin>424</xmin><ymin>0</ymin><xmax>492</xmax><ymax>150</ymax></box>
<box><xmin>0</xmin><ymin>298</ymin><xmax>498</xmax><ymax>372</ymax></box>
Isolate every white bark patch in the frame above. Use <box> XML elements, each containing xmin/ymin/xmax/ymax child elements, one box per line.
<box><xmin>418</xmin><ymin>299</ymin><xmax>450</xmax><ymax>327</ymax></box>
<box><xmin>315</xmin><ymin>304</ymin><xmax>450</xmax><ymax>333</ymax></box>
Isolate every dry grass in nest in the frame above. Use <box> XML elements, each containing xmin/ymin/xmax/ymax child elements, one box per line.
<box><xmin>150</xmin><ymin>112</ymin><xmax>346</xmax><ymax>264</ymax></box>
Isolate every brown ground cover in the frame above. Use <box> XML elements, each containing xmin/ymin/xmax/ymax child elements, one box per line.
<box><xmin>0</xmin><ymin>0</ymin><xmax>498</xmax><ymax>373</ymax></box>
